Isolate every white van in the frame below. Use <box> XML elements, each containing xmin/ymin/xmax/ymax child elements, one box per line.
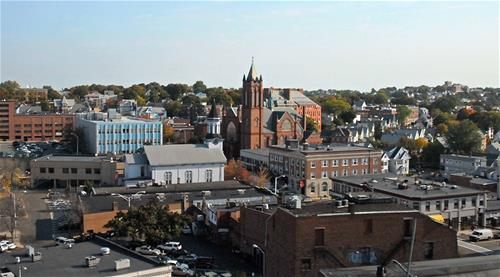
<box><xmin>469</xmin><ymin>229</ymin><xmax>493</xmax><ymax>242</ymax></box>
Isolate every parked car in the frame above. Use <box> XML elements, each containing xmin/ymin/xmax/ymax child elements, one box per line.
<box><xmin>55</xmin><ymin>237</ymin><xmax>75</xmax><ymax>245</ymax></box>
<box><xmin>0</xmin><ymin>244</ymin><xmax>8</xmax><ymax>253</ymax></box>
<box><xmin>469</xmin><ymin>229</ymin><xmax>494</xmax><ymax>241</ymax></box>
<box><xmin>135</xmin><ymin>246</ymin><xmax>162</xmax><ymax>256</ymax></box>
<box><xmin>167</xmin><ymin>261</ymin><xmax>193</xmax><ymax>276</ymax></box>
<box><xmin>494</xmin><ymin>232</ymin><xmax>500</xmax><ymax>239</ymax></box>
<box><xmin>0</xmin><ymin>241</ymin><xmax>16</xmax><ymax>250</ymax></box>
<box><xmin>157</xmin><ymin>241</ymin><xmax>182</xmax><ymax>252</ymax></box>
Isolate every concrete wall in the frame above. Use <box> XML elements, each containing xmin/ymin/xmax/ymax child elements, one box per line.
<box><xmin>0</xmin><ymin>157</ymin><xmax>30</xmax><ymax>173</ymax></box>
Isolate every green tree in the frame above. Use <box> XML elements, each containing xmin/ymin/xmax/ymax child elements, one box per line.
<box><xmin>136</xmin><ymin>95</ymin><xmax>147</xmax><ymax>106</ymax></box>
<box><xmin>40</xmin><ymin>100</ymin><xmax>50</xmax><ymax>111</ymax></box>
<box><xmin>165</xmin><ymin>83</ymin><xmax>190</xmax><ymax>101</ymax></box>
<box><xmin>421</xmin><ymin>141</ymin><xmax>445</xmax><ymax>169</ymax></box>
<box><xmin>306</xmin><ymin>117</ymin><xmax>319</xmax><ymax>132</ymax></box>
<box><xmin>192</xmin><ymin>80</ymin><xmax>207</xmax><ymax>94</ymax></box>
<box><xmin>445</xmin><ymin>120</ymin><xmax>482</xmax><ymax>154</ymax></box>
<box><xmin>430</xmin><ymin>95</ymin><xmax>458</xmax><ymax>113</ymax></box>
<box><xmin>321</xmin><ymin>97</ymin><xmax>351</xmax><ymax>116</ymax></box>
<box><xmin>123</xmin><ymin>84</ymin><xmax>146</xmax><ymax>100</ymax></box>
<box><xmin>373</xmin><ymin>91</ymin><xmax>389</xmax><ymax>104</ymax></box>
<box><xmin>69</xmin><ymin>85</ymin><xmax>89</xmax><ymax>100</ymax></box>
<box><xmin>397</xmin><ymin>105</ymin><xmax>412</xmax><ymax>125</ymax></box>
<box><xmin>44</xmin><ymin>85</ymin><xmax>62</xmax><ymax>100</ymax></box>
<box><xmin>206</xmin><ymin>87</ymin><xmax>233</xmax><ymax>106</ymax></box>
<box><xmin>105</xmin><ymin>200</ymin><xmax>188</xmax><ymax>246</ymax></box>
<box><xmin>339</xmin><ymin>110</ymin><xmax>356</xmax><ymax>124</ymax></box>
<box><xmin>164</xmin><ymin>101</ymin><xmax>183</xmax><ymax>117</ymax></box>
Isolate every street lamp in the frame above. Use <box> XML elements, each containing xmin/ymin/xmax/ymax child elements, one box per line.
<box><xmin>274</xmin><ymin>175</ymin><xmax>286</xmax><ymax>194</ymax></box>
<box><xmin>70</xmin><ymin>133</ymin><xmax>79</xmax><ymax>156</ymax></box>
<box><xmin>252</xmin><ymin>244</ymin><xmax>265</xmax><ymax>276</ymax></box>
<box><xmin>111</xmin><ymin>191</ymin><xmax>146</xmax><ymax>207</ymax></box>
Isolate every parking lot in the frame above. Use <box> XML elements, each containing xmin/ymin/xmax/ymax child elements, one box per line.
<box><xmin>457</xmin><ymin>229</ymin><xmax>500</xmax><ymax>257</ymax></box>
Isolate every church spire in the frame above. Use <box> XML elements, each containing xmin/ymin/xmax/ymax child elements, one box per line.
<box><xmin>247</xmin><ymin>57</ymin><xmax>258</xmax><ymax>81</ymax></box>
<box><xmin>208</xmin><ymin>99</ymin><xmax>218</xmax><ymax>119</ymax></box>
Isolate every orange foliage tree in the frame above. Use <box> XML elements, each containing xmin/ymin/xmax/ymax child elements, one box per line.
<box><xmin>224</xmin><ymin>159</ymin><xmax>250</xmax><ymax>182</ymax></box>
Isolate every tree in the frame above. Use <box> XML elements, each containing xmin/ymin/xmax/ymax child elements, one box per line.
<box><xmin>373</xmin><ymin>91</ymin><xmax>389</xmax><ymax>104</ymax></box>
<box><xmin>206</xmin><ymin>87</ymin><xmax>233</xmax><ymax>106</ymax></box>
<box><xmin>421</xmin><ymin>141</ymin><xmax>445</xmax><ymax>169</ymax></box>
<box><xmin>224</xmin><ymin>159</ymin><xmax>250</xmax><ymax>182</ymax></box>
<box><xmin>163</xmin><ymin>123</ymin><xmax>175</xmax><ymax>143</ymax></box>
<box><xmin>415</xmin><ymin>137</ymin><xmax>429</xmax><ymax>150</ymax></box>
<box><xmin>165</xmin><ymin>83</ymin><xmax>190</xmax><ymax>101</ymax></box>
<box><xmin>69</xmin><ymin>85</ymin><xmax>89</xmax><ymax>100</ymax></box>
<box><xmin>164</xmin><ymin>101</ymin><xmax>183</xmax><ymax>117</ymax></box>
<box><xmin>339</xmin><ymin>110</ymin><xmax>356</xmax><ymax>124</ymax></box>
<box><xmin>254</xmin><ymin>167</ymin><xmax>269</xmax><ymax>188</ymax></box>
<box><xmin>44</xmin><ymin>86</ymin><xmax>62</xmax><ymax>100</ymax></box>
<box><xmin>136</xmin><ymin>96</ymin><xmax>146</xmax><ymax>106</ymax></box>
<box><xmin>445</xmin><ymin>120</ymin><xmax>482</xmax><ymax>154</ymax></box>
<box><xmin>40</xmin><ymin>100</ymin><xmax>50</xmax><ymax>111</ymax></box>
<box><xmin>430</xmin><ymin>95</ymin><xmax>458</xmax><ymax>113</ymax></box>
<box><xmin>123</xmin><ymin>84</ymin><xmax>146</xmax><ymax>100</ymax></box>
<box><xmin>320</xmin><ymin>97</ymin><xmax>351</xmax><ymax>116</ymax></box>
<box><xmin>457</xmin><ymin>107</ymin><xmax>476</xmax><ymax>121</ymax></box>
<box><xmin>306</xmin><ymin>117</ymin><xmax>319</xmax><ymax>132</ymax></box>
<box><xmin>397</xmin><ymin>105</ymin><xmax>412</xmax><ymax>126</ymax></box>
<box><xmin>436</xmin><ymin>123</ymin><xmax>449</xmax><ymax>135</ymax></box>
<box><xmin>105</xmin><ymin>200</ymin><xmax>188</xmax><ymax>246</ymax></box>
<box><xmin>192</xmin><ymin>81</ymin><xmax>207</xmax><ymax>94</ymax></box>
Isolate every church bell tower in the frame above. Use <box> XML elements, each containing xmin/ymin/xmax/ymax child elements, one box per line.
<box><xmin>240</xmin><ymin>58</ymin><xmax>264</xmax><ymax>149</ymax></box>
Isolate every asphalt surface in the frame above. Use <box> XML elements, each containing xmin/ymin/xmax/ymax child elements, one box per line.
<box><xmin>16</xmin><ymin>190</ymin><xmax>54</xmax><ymax>246</ymax></box>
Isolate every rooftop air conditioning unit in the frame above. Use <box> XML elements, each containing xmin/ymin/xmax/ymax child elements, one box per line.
<box><xmin>202</xmin><ymin>190</ymin><xmax>211</xmax><ymax>197</ymax></box>
<box><xmin>237</xmin><ymin>189</ymin><xmax>246</xmax><ymax>195</ymax></box>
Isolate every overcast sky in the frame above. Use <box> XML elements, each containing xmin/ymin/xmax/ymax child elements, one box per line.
<box><xmin>1</xmin><ymin>1</ymin><xmax>499</xmax><ymax>91</ymax></box>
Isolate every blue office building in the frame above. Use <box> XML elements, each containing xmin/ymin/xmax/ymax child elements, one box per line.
<box><xmin>76</xmin><ymin>111</ymin><xmax>162</xmax><ymax>155</ymax></box>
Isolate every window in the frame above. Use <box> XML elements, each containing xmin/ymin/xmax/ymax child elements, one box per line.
<box><xmin>352</xmin><ymin>158</ymin><xmax>358</xmax><ymax>165</ymax></box>
<box><xmin>48</xmin><ymin>168</ymin><xmax>54</xmax><ymax>174</ymax></box>
<box><xmin>185</xmin><ymin>171</ymin><xmax>193</xmax><ymax>183</ymax></box>
<box><xmin>322</xmin><ymin>182</ymin><xmax>328</xmax><ymax>192</ymax></box>
<box><xmin>94</xmin><ymin>168</ymin><xmax>100</xmax><ymax>174</ymax></box>
<box><xmin>472</xmin><ymin>198</ymin><xmax>477</xmax><ymax>207</ymax></box>
<box><xmin>310</xmin><ymin>172</ymin><xmax>316</xmax><ymax>179</ymax></box>
<box><xmin>424</xmin><ymin>242</ymin><xmax>434</xmax><ymax>259</ymax></box>
<box><xmin>364</xmin><ymin>219</ymin><xmax>373</xmax><ymax>234</ymax></box>
<box><xmin>322</xmin><ymin>160</ymin><xmax>328</xmax><ymax>167</ymax></box>
<box><xmin>436</xmin><ymin>201</ymin><xmax>441</xmax><ymax>210</ymax></box>
<box><xmin>404</xmin><ymin>219</ymin><xmax>413</xmax><ymax>237</ymax></box>
<box><xmin>362</xmin><ymin>168</ymin><xmax>367</xmax><ymax>175</ymax></box>
<box><xmin>425</xmin><ymin>202</ymin><xmax>430</xmax><ymax>212</ymax></box>
<box><xmin>321</xmin><ymin>171</ymin><xmax>328</xmax><ymax>178</ymax></box>
<box><xmin>39</xmin><ymin>167</ymin><xmax>46</xmax><ymax>173</ymax></box>
<box><xmin>461</xmin><ymin>198</ymin><xmax>466</xmax><ymax>207</ymax></box>
<box><xmin>352</xmin><ymin>169</ymin><xmax>357</xmax><ymax>175</ymax></box>
<box><xmin>343</xmin><ymin>169</ymin><xmax>348</xmax><ymax>176</ymax></box>
<box><xmin>205</xmin><ymin>170</ymin><xmax>213</xmax><ymax>182</ymax></box>
<box><xmin>332</xmin><ymin>170</ymin><xmax>338</xmax><ymax>177</ymax></box>
<box><xmin>314</xmin><ymin>228</ymin><xmax>325</xmax><ymax>246</ymax></box>
<box><xmin>362</xmin><ymin>158</ymin><xmax>368</xmax><ymax>165</ymax></box>
<box><xmin>71</xmin><ymin>168</ymin><xmax>77</xmax><ymax>174</ymax></box>
<box><xmin>343</xmin><ymin>159</ymin><xmax>348</xmax><ymax>166</ymax></box>
<box><xmin>62</xmin><ymin>168</ymin><xmax>69</xmax><ymax>174</ymax></box>
<box><xmin>301</xmin><ymin>258</ymin><xmax>312</xmax><ymax>270</ymax></box>
<box><xmin>332</xmin><ymin>160</ymin><xmax>338</xmax><ymax>167</ymax></box>
<box><xmin>444</xmin><ymin>200</ymin><xmax>449</xmax><ymax>210</ymax></box>
<box><xmin>311</xmin><ymin>161</ymin><xmax>316</xmax><ymax>168</ymax></box>
<box><xmin>140</xmin><ymin>166</ymin><xmax>145</xmax><ymax>177</ymax></box>
<box><xmin>85</xmin><ymin>168</ymin><xmax>91</xmax><ymax>174</ymax></box>
<box><xmin>454</xmin><ymin>199</ymin><xmax>459</xmax><ymax>209</ymax></box>
<box><xmin>165</xmin><ymin>172</ymin><xmax>172</xmax><ymax>184</ymax></box>
<box><xmin>310</xmin><ymin>183</ymin><xmax>316</xmax><ymax>193</ymax></box>
<box><xmin>413</xmin><ymin>202</ymin><xmax>420</xmax><ymax>210</ymax></box>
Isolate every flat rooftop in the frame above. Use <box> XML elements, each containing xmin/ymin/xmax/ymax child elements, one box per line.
<box><xmin>333</xmin><ymin>174</ymin><xmax>485</xmax><ymax>200</ymax></box>
<box><xmin>287</xmin><ymin>200</ymin><xmax>415</xmax><ymax>217</ymax></box>
<box><xmin>0</xmin><ymin>238</ymin><xmax>169</xmax><ymax>277</ymax></box>
<box><xmin>269</xmin><ymin>143</ymin><xmax>381</xmax><ymax>154</ymax></box>
<box><xmin>32</xmin><ymin>155</ymin><xmax>113</xmax><ymax>163</ymax></box>
<box><xmin>93</xmin><ymin>180</ymin><xmax>246</xmax><ymax>195</ymax></box>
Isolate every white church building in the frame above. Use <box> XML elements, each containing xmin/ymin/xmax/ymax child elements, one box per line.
<box><xmin>124</xmin><ymin>101</ymin><xmax>227</xmax><ymax>186</ymax></box>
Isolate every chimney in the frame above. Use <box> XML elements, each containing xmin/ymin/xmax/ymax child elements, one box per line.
<box><xmin>112</xmin><ymin>201</ymin><xmax>119</xmax><ymax>211</ymax></box>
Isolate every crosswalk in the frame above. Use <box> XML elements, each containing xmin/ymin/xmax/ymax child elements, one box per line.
<box><xmin>457</xmin><ymin>239</ymin><xmax>494</xmax><ymax>255</ymax></box>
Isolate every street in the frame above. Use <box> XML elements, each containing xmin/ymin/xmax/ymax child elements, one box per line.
<box><xmin>14</xmin><ymin>190</ymin><xmax>54</xmax><ymax>247</ymax></box>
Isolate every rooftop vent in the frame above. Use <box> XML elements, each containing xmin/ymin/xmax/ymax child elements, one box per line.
<box><xmin>202</xmin><ymin>190</ymin><xmax>211</xmax><ymax>197</ymax></box>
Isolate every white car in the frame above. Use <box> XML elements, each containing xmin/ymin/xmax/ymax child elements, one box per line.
<box><xmin>135</xmin><ymin>246</ymin><xmax>162</xmax><ymax>256</ymax></box>
<box><xmin>0</xmin><ymin>240</ymin><xmax>17</xmax><ymax>250</ymax></box>
<box><xmin>157</xmin><ymin>241</ymin><xmax>182</xmax><ymax>252</ymax></box>
<box><xmin>469</xmin><ymin>229</ymin><xmax>494</xmax><ymax>242</ymax></box>
<box><xmin>0</xmin><ymin>244</ymin><xmax>8</xmax><ymax>252</ymax></box>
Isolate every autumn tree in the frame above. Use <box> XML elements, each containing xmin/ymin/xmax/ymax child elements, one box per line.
<box><xmin>224</xmin><ymin>159</ymin><xmax>250</xmax><ymax>182</ymax></box>
<box><xmin>163</xmin><ymin>123</ymin><xmax>175</xmax><ymax>143</ymax></box>
<box><xmin>254</xmin><ymin>167</ymin><xmax>269</xmax><ymax>188</ymax></box>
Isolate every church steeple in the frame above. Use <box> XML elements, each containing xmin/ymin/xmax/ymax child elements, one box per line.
<box><xmin>247</xmin><ymin>57</ymin><xmax>258</xmax><ymax>81</ymax></box>
<box><xmin>206</xmin><ymin>99</ymin><xmax>222</xmax><ymax>140</ymax></box>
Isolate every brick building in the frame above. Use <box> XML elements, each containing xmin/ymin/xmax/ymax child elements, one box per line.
<box><xmin>0</xmin><ymin>101</ymin><xmax>74</xmax><ymax>142</ymax></box>
<box><xmin>238</xmin><ymin>195</ymin><xmax>458</xmax><ymax>277</ymax></box>
<box><xmin>268</xmin><ymin>140</ymin><xmax>383</xmax><ymax>198</ymax></box>
<box><xmin>221</xmin><ymin>60</ymin><xmax>322</xmax><ymax>159</ymax></box>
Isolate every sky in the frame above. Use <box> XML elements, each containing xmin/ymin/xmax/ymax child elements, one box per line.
<box><xmin>1</xmin><ymin>1</ymin><xmax>499</xmax><ymax>91</ymax></box>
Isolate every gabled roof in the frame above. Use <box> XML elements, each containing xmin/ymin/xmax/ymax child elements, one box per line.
<box><xmin>386</xmin><ymin>146</ymin><xmax>410</xmax><ymax>160</ymax></box>
<box><xmin>208</xmin><ymin>99</ymin><xmax>219</xmax><ymax>118</ymax></box>
<box><xmin>144</xmin><ymin>144</ymin><xmax>226</xmax><ymax>166</ymax></box>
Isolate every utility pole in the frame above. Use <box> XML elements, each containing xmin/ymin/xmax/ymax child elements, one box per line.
<box><xmin>10</xmin><ymin>172</ymin><xmax>17</xmax><ymax>240</ymax></box>
<box><xmin>406</xmin><ymin>218</ymin><xmax>417</xmax><ymax>277</ymax></box>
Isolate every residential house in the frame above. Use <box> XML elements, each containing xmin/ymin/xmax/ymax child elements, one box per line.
<box><xmin>381</xmin><ymin>146</ymin><xmax>411</xmax><ymax>175</ymax></box>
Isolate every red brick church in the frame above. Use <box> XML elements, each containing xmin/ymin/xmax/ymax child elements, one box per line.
<box><xmin>222</xmin><ymin>60</ymin><xmax>322</xmax><ymax>159</ymax></box>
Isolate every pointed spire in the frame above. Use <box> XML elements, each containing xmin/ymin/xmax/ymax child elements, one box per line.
<box><xmin>208</xmin><ymin>99</ymin><xmax>219</xmax><ymax>119</ymax></box>
<box><xmin>247</xmin><ymin>57</ymin><xmax>258</xmax><ymax>81</ymax></box>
